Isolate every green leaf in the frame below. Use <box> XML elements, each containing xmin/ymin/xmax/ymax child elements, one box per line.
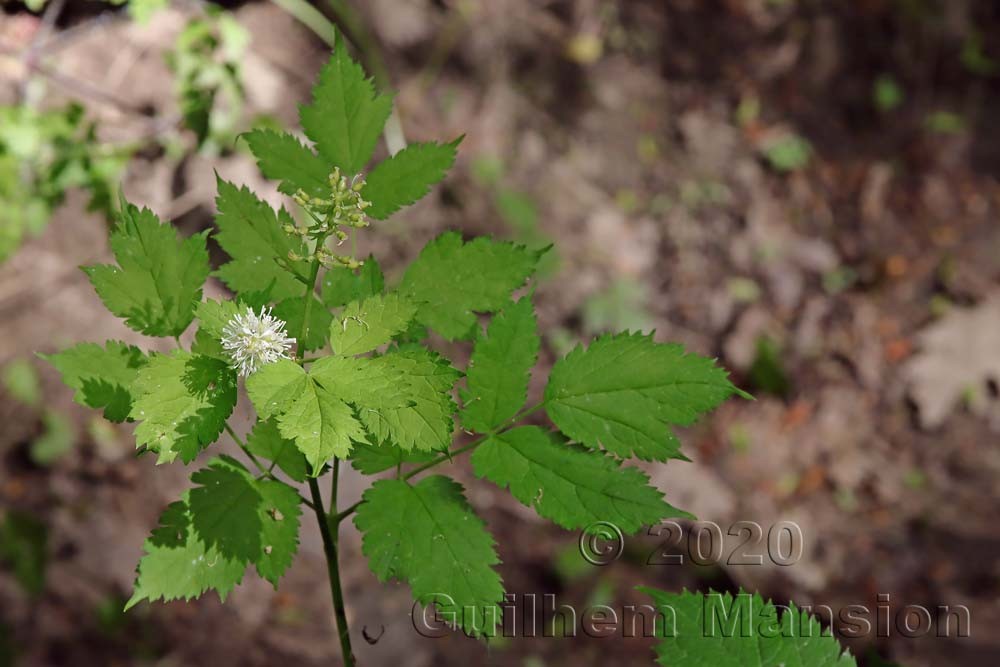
<box><xmin>329</xmin><ymin>292</ymin><xmax>417</xmax><ymax>356</ymax></box>
<box><xmin>310</xmin><ymin>347</ymin><xmax>458</xmax><ymax>452</ymax></box>
<box><xmin>83</xmin><ymin>200</ymin><xmax>209</xmax><ymax>337</ymax></box>
<box><xmin>189</xmin><ymin>455</ymin><xmax>302</xmax><ymax>586</ymax></box>
<box><xmin>247</xmin><ymin>360</ymin><xmax>367</xmax><ymax>472</ymax></box>
<box><xmin>126</xmin><ymin>493</ymin><xmax>245</xmax><ymax>610</ymax></box>
<box><xmin>349</xmin><ymin>440</ymin><xmax>436</xmax><ymax>475</ymax></box>
<box><xmin>213</xmin><ymin>178</ymin><xmax>307</xmax><ymax>301</ymax></box>
<box><xmin>273</xmin><ymin>295</ymin><xmax>333</xmax><ymax>352</ymax></box>
<box><xmin>354</xmin><ymin>476</ymin><xmax>504</xmax><ymax>637</ymax></box>
<box><xmin>246</xmin><ymin>418</ymin><xmax>308</xmax><ymax>482</ymax></box>
<box><xmin>363</xmin><ymin>139</ymin><xmax>460</xmax><ymax>219</ymax></box>
<box><xmin>246</xmin><ymin>359</ymin><xmax>308</xmax><ymax>420</ymax></box>
<box><xmin>276</xmin><ymin>378</ymin><xmax>365</xmax><ymax>474</ymax></box>
<box><xmin>194</xmin><ymin>298</ymin><xmax>242</xmax><ymax>340</ymax></box>
<box><xmin>472</xmin><ymin>427</ymin><xmax>689</xmax><ymax>533</ymax></box>
<box><xmin>190</xmin><ymin>456</ymin><xmax>265</xmax><ymax>563</ymax></box>
<box><xmin>544</xmin><ymin>332</ymin><xmax>747</xmax><ymax>461</ymax></box>
<box><xmin>41</xmin><ymin>341</ymin><xmax>146</xmax><ymax>422</ymax></box>
<box><xmin>130</xmin><ymin>351</ymin><xmax>237</xmax><ymax>464</ymax></box>
<box><xmin>460</xmin><ymin>297</ymin><xmax>538</xmax><ymax>433</ymax></box>
<box><xmin>242</xmin><ymin>129</ymin><xmax>330</xmax><ymax>197</ymax></box>
<box><xmin>192</xmin><ymin>299</ymin><xmax>243</xmax><ymax>361</ymax></box>
<box><xmin>639</xmin><ymin>587</ymin><xmax>857</xmax><ymax>667</ymax></box>
<box><xmin>299</xmin><ymin>42</ymin><xmax>393</xmax><ymax>175</ymax></box>
<box><xmin>321</xmin><ymin>257</ymin><xmax>384</xmax><ymax>308</ymax></box>
<box><xmin>0</xmin><ymin>511</ymin><xmax>48</xmax><ymax>596</ymax></box>
<box><xmin>3</xmin><ymin>358</ymin><xmax>41</xmax><ymax>407</ymax></box>
<box><xmin>400</xmin><ymin>232</ymin><xmax>543</xmax><ymax>340</ymax></box>
<box><xmin>31</xmin><ymin>410</ymin><xmax>74</xmax><ymax>466</ymax></box>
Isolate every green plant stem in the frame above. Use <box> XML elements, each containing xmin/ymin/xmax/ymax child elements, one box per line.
<box><xmin>308</xmin><ymin>475</ymin><xmax>354</xmax><ymax>666</ymax></box>
<box><xmin>333</xmin><ymin>402</ymin><xmax>546</xmax><ymax>525</ymax></box>
<box><xmin>225</xmin><ymin>422</ymin><xmax>264</xmax><ymax>471</ymax></box>
<box><xmin>294</xmin><ymin>234</ymin><xmax>353</xmax><ymax>665</ymax></box>
<box><xmin>224</xmin><ymin>423</ymin><xmax>315</xmax><ymax>509</ymax></box>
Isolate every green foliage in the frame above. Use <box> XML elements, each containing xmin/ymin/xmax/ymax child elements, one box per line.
<box><xmin>84</xmin><ymin>199</ymin><xmax>210</xmax><ymax>337</ymax></box>
<box><xmin>167</xmin><ymin>11</ymin><xmax>249</xmax><ymax>148</ymax></box>
<box><xmin>130</xmin><ymin>351</ymin><xmax>237</xmax><ymax>464</ymax></box>
<box><xmin>472</xmin><ymin>426</ymin><xmax>690</xmax><ymax>532</ymax></box>
<box><xmin>322</xmin><ymin>256</ymin><xmax>385</xmax><ymax>308</ymax></box>
<box><xmin>349</xmin><ymin>440</ymin><xmax>436</xmax><ymax>475</ymax></box>
<box><xmin>354</xmin><ymin>476</ymin><xmax>504</xmax><ymax>637</ymax></box>
<box><xmin>400</xmin><ymin>232</ymin><xmax>544</xmax><ymax>340</ymax></box>
<box><xmin>763</xmin><ymin>133</ymin><xmax>812</xmax><ymax>172</ymax></box>
<box><xmin>2</xmin><ymin>358</ymin><xmax>42</xmax><ymax>407</ymax></box>
<box><xmin>873</xmin><ymin>74</ymin><xmax>904</xmax><ymax>112</ymax></box>
<box><xmin>309</xmin><ymin>348</ymin><xmax>460</xmax><ymax>453</ymax></box>
<box><xmin>546</xmin><ymin>332</ymin><xmax>747</xmax><ymax>461</ymax></box>
<box><xmin>363</xmin><ymin>139</ymin><xmax>460</xmax><ymax>219</ymax></box>
<box><xmin>41</xmin><ymin>341</ymin><xmax>146</xmax><ymax>422</ymax></box>
<box><xmin>213</xmin><ymin>178</ymin><xmax>308</xmax><ymax>300</ymax></box>
<box><xmin>43</xmin><ymin>45</ymin><xmax>748</xmax><ymax>660</ymax></box>
<box><xmin>0</xmin><ymin>104</ymin><xmax>125</xmax><ymax>263</ymax></box>
<box><xmin>245</xmin><ymin>418</ymin><xmax>309</xmax><ymax>482</ymax></box>
<box><xmin>748</xmin><ymin>336</ymin><xmax>790</xmax><ymax>397</ymax></box>
<box><xmin>31</xmin><ymin>410</ymin><xmax>75</xmax><ymax>465</ymax></box>
<box><xmin>640</xmin><ymin>587</ymin><xmax>856</xmax><ymax>667</ymax></box>
<box><xmin>299</xmin><ymin>41</ymin><xmax>393</xmax><ymax>175</ymax></box>
<box><xmin>243</xmin><ymin>129</ymin><xmax>331</xmax><ymax>197</ymax></box>
<box><xmin>329</xmin><ymin>292</ymin><xmax>416</xmax><ymax>355</ymax></box>
<box><xmin>0</xmin><ymin>511</ymin><xmax>48</xmax><ymax>596</ymax></box>
<box><xmin>126</xmin><ymin>493</ymin><xmax>246</xmax><ymax>609</ymax></box>
<box><xmin>189</xmin><ymin>456</ymin><xmax>302</xmax><ymax>585</ymax></box>
<box><xmin>460</xmin><ymin>296</ymin><xmax>538</xmax><ymax>433</ymax></box>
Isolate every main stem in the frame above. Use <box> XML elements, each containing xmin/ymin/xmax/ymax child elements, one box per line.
<box><xmin>308</xmin><ymin>474</ymin><xmax>354</xmax><ymax>666</ymax></box>
<box><xmin>296</xmin><ymin>234</ymin><xmax>354</xmax><ymax>666</ymax></box>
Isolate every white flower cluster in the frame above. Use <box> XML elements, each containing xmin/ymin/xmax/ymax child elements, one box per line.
<box><xmin>221</xmin><ymin>306</ymin><xmax>296</xmax><ymax>376</ymax></box>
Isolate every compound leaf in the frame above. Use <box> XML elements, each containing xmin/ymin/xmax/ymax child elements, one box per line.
<box><xmin>299</xmin><ymin>42</ymin><xmax>393</xmax><ymax>175</ymax></box>
<box><xmin>83</xmin><ymin>200</ymin><xmax>209</xmax><ymax>337</ymax></box>
<box><xmin>273</xmin><ymin>295</ymin><xmax>332</xmax><ymax>352</ymax></box>
<box><xmin>329</xmin><ymin>292</ymin><xmax>416</xmax><ymax>356</ymax></box>
<box><xmin>126</xmin><ymin>493</ymin><xmax>245</xmax><ymax>610</ymax></box>
<box><xmin>310</xmin><ymin>347</ymin><xmax>458</xmax><ymax>452</ymax></box>
<box><xmin>472</xmin><ymin>427</ymin><xmax>690</xmax><ymax>533</ymax></box>
<box><xmin>243</xmin><ymin>128</ymin><xmax>330</xmax><ymax>197</ymax></box>
<box><xmin>460</xmin><ymin>297</ymin><xmax>538</xmax><ymax>433</ymax></box>
<box><xmin>213</xmin><ymin>178</ymin><xmax>308</xmax><ymax>301</ymax></box>
<box><xmin>363</xmin><ymin>139</ymin><xmax>460</xmax><ymax>219</ymax></box>
<box><xmin>246</xmin><ymin>359</ymin><xmax>308</xmax><ymax>421</ymax></box>
<box><xmin>130</xmin><ymin>351</ymin><xmax>237</xmax><ymax>464</ymax></box>
<box><xmin>354</xmin><ymin>476</ymin><xmax>503</xmax><ymax>637</ymax></box>
<box><xmin>321</xmin><ymin>257</ymin><xmax>384</xmax><ymax>309</ymax></box>
<box><xmin>247</xmin><ymin>359</ymin><xmax>363</xmax><ymax>473</ymax></box>
<box><xmin>639</xmin><ymin>587</ymin><xmax>857</xmax><ymax>667</ymax></box>
<box><xmin>188</xmin><ymin>455</ymin><xmax>303</xmax><ymax>587</ymax></box>
<box><xmin>41</xmin><ymin>341</ymin><xmax>146</xmax><ymax>422</ymax></box>
<box><xmin>276</xmin><ymin>379</ymin><xmax>365</xmax><ymax>474</ymax></box>
<box><xmin>246</xmin><ymin>418</ymin><xmax>308</xmax><ymax>482</ymax></box>
<box><xmin>544</xmin><ymin>332</ymin><xmax>748</xmax><ymax>461</ymax></box>
<box><xmin>400</xmin><ymin>232</ymin><xmax>543</xmax><ymax>340</ymax></box>
<box><xmin>349</xmin><ymin>440</ymin><xmax>437</xmax><ymax>475</ymax></box>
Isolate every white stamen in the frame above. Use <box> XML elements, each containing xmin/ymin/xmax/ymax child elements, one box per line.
<box><xmin>221</xmin><ymin>306</ymin><xmax>296</xmax><ymax>376</ymax></box>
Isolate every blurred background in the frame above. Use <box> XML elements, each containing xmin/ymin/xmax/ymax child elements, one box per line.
<box><xmin>1</xmin><ymin>1</ymin><xmax>999</xmax><ymax>665</ymax></box>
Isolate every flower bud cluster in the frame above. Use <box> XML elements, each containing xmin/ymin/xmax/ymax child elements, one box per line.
<box><xmin>286</xmin><ymin>167</ymin><xmax>371</xmax><ymax>268</ymax></box>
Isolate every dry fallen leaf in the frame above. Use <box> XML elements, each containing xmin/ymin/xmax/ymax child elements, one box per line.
<box><xmin>903</xmin><ymin>296</ymin><xmax>1000</xmax><ymax>429</ymax></box>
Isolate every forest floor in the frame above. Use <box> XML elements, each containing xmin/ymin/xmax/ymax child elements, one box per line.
<box><xmin>2</xmin><ymin>1</ymin><xmax>1000</xmax><ymax>666</ymax></box>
